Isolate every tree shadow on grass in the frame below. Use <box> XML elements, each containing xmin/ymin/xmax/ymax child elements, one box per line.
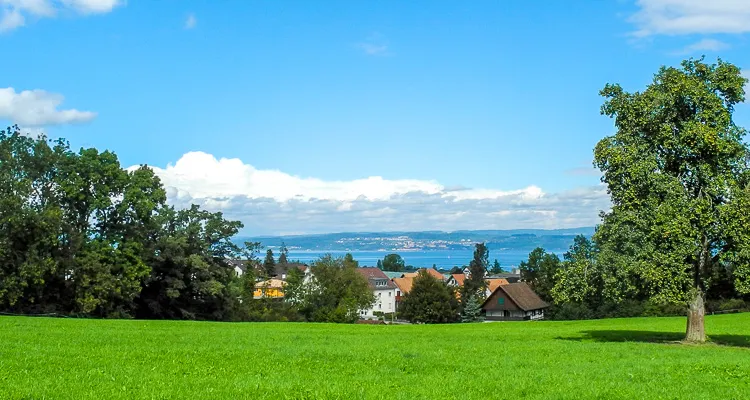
<box><xmin>558</xmin><ymin>330</ymin><xmax>750</xmax><ymax>349</ymax></box>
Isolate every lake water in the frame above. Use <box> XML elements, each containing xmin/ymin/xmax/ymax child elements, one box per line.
<box><xmin>285</xmin><ymin>249</ymin><xmax>565</xmax><ymax>269</ymax></box>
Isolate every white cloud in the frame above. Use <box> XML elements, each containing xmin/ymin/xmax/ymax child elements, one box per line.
<box><xmin>672</xmin><ymin>38</ymin><xmax>730</xmax><ymax>54</ymax></box>
<box><xmin>134</xmin><ymin>152</ymin><xmax>611</xmax><ymax>235</ymax></box>
<box><xmin>61</xmin><ymin>0</ymin><xmax>121</xmax><ymax>14</ymax></box>
<box><xmin>0</xmin><ymin>7</ymin><xmax>24</xmax><ymax>31</ymax></box>
<box><xmin>184</xmin><ymin>12</ymin><xmax>195</xmax><ymax>29</ymax></box>
<box><xmin>630</xmin><ymin>0</ymin><xmax>750</xmax><ymax>37</ymax></box>
<box><xmin>357</xmin><ymin>32</ymin><xmax>390</xmax><ymax>56</ymax></box>
<box><xmin>0</xmin><ymin>87</ymin><xmax>97</xmax><ymax>126</ymax></box>
<box><xmin>0</xmin><ymin>0</ymin><xmax>122</xmax><ymax>32</ymax></box>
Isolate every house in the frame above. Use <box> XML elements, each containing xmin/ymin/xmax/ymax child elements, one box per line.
<box><xmin>356</xmin><ymin>268</ymin><xmax>398</xmax><ymax>319</ymax></box>
<box><xmin>481</xmin><ymin>282</ymin><xmax>549</xmax><ymax>320</ymax></box>
<box><xmin>446</xmin><ymin>273</ymin><xmax>466</xmax><ymax>287</ymax></box>
<box><xmin>253</xmin><ymin>279</ymin><xmax>286</xmax><ymax>299</ymax></box>
<box><xmin>227</xmin><ymin>259</ymin><xmax>248</xmax><ymax>277</ymax></box>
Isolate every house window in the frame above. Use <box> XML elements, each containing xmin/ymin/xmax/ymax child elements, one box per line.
<box><xmin>397</xmin><ymin>291</ymin><xmax>401</xmax><ymax>296</ymax></box>
<box><xmin>377</xmin><ymin>293</ymin><xmax>381</xmax><ymax>298</ymax></box>
<box><xmin>497</xmin><ymin>298</ymin><xmax>504</xmax><ymax>305</ymax></box>
<box><xmin>378</xmin><ymin>304</ymin><xmax>381</xmax><ymax>309</ymax></box>
<box><xmin>388</xmin><ymin>292</ymin><xmax>391</xmax><ymax>297</ymax></box>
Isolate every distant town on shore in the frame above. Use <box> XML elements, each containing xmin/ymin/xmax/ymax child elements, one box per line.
<box><xmin>240</xmin><ymin>227</ymin><xmax>595</xmax><ymax>252</ymax></box>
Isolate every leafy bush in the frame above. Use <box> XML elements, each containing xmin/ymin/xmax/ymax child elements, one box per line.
<box><xmin>642</xmin><ymin>300</ymin><xmax>686</xmax><ymax>317</ymax></box>
<box><xmin>706</xmin><ymin>298</ymin><xmax>748</xmax><ymax>313</ymax></box>
<box><xmin>548</xmin><ymin>303</ymin><xmax>595</xmax><ymax>320</ymax></box>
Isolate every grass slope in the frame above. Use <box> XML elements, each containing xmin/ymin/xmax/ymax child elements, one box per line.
<box><xmin>1</xmin><ymin>314</ymin><xmax>749</xmax><ymax>399</ymax></box>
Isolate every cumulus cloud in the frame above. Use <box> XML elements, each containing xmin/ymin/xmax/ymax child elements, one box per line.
<box><xmin>134</xmin><ymin>152</ymin><xmax>611</xmax><ymax>235</ymax></box>
<box><xmin>0</xmin><ymin>0</ymin><xmax>122</xmax><ymax>32</ymax></box>
<box><xmin>630</xmin><ymin>0</ymin><xmax>750</xmax><ymax>37</ymax></box>
<box><xmin>184</xmin><ymin>13</ymin><xmax>196</xmax><ymax>29</ymax></box>
<box><xmin>0</xmin><ymin>87</ymin><xmax>97</xmax><ymax>126</ymax></box>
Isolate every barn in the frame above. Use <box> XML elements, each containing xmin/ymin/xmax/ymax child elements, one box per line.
<box><xmin>482</xmin><ymin>282</ymin><xmax>549</xmax><ymax>321</ymax></box>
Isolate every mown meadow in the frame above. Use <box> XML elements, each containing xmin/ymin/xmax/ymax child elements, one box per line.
<box><xmin>1</xmin><ymin>313</ymin><xmax>748</xmax><ymax>399</ymax></box>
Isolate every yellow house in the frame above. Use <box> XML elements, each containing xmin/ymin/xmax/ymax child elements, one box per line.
<box><xmin>253</xmin><ymin>279</ymin><xmax>285</xmax><ymax>299</ymax></box>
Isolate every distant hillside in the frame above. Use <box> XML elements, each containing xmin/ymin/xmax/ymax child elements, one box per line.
<box><xmin>237</xmin><ymin>227</ymin><xmax>595</xmax><ymax>252</ymax></box>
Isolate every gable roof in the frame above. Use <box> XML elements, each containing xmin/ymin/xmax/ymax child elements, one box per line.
<box><xmin>482</xmin><ymin>282</ymin><xmax>549</xmax><ymax>311</ymax></box>
<box><xmin>392</xmin><ymin>277</ymin><xmax>413</xmax><ymax>294</ymax></box>
<box><xmin>357</xmin><ymin>268</ymin><xmax>397</xmax><ymax>290</ymax></box>
<box><xmin>227</xmin><ymin>259</ymin><xmax>247</xmax><ymax>272</ymax></box>
<box><xmin>486</xmin><ymin>278</ymin><xmax>509</xmax><ymax>293</ymax></box>
<box><xmin>451</xmin><ymin>273</ymin><xmax>466</xmax><ymax>286</ymax></box>
<box><xmin>423</xmin><ymin>268</ymin><xmax>446</xmax><ymax>281</ymax></box>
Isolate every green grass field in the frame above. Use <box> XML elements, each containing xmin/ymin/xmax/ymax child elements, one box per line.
<box><xmin>1</xmin><ymin>314</ymin><xmax>748</xmax><ymax>399</ymax></box>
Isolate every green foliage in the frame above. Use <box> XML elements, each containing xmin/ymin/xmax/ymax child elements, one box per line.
<box><xmin>400</xmin><ymin>270</ymin><xmax>459</xmax><ymax>323</ymax></box>
<box><xmin>551</xmin><ymin>235</ymin><xmax>601</xmax><ymax>307</ymax></box>
<box><xmin>461</xmin><ymin>243</ymin><xmax>489</xmax><ymax>301</ymax></box>
<box><xmin>278</xmin><ymin>242</ymin><xmax>289</xmax><ymax>267</ymax></box>
<box><xmin>489</xmin><ymin>259</ymin><xmax>503</xmax><ymax>275</ymax></box>
<box><xmin>594</xmin><ymin>58</ymin><xmax>750</xmax><ymax>309</ymax></box>
<box><xmin>263</xmin><ymin>249</ymin><xmax>276</xmax><ymax>277</ymax></box>
<box><xmin>343</xmin><ymin>253</ymin><xmax>359</xmax><ymax>268</ymax></box>
<box><xmin>376</xmin><ymin>259</ymin><xmax>383</xmax><ymax>269</ymax></box>
<box><xmin>287</xmin><ymin>254</ymin><xmax>374</xmax><ymax>323</ymax></box>
<box><xmin>0</xmin><ymin>126</ymin><xmax>247</xmax><ymax>320</ymax></box>
<box><xmin>519</xmin><ymin>247</ymin><xmax>561</xmax><ymax>302</ymax></box>
<box><xmin>381</xmin><ymin>253</ymin><xmax>405</xmax><ymax>272</ymax></box>
<box><xmin>460</xmin><ymin>295</ymin><xmax>484</xmax><ymax>322</ymax></box>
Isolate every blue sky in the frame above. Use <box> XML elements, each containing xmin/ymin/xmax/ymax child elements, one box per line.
<box><xmin>2</xmin><ymin>0</ymin><xmax>750</xmax><ymax>235</ymax></box>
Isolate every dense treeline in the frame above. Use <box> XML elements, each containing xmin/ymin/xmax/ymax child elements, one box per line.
<box><xmin>0</xmin><ymin>126</ymin><xmax>377</xmax><ymax>322</ymax></box>
<box><xmin>0</xmin><ymin>126</ymin><xmax>261</xmax><ymax>319</ymax></box>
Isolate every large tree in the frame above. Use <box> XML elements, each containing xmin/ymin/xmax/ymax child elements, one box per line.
<box><xmin>550</xmin><ymin>236</ymin><xmax>601</xmax><ymax>309</ymax></box>
<box><xmin>285</xmin><ymin>254</ymin><xmax>374</xmax><ymax>323</ymax></box>
<box><xmin>461</xmin><ymin>243</ymin><xmax>489</xmax><ymax>300</ymax></box>
<box><xmin>263</xmin><ymin>249</ymin><xmax>276</xmax><ymax>277</ymax></box>
<box><xmin>594</xmin><ymin>58</ymin><xmax>750</xmax><ymax>342</ymax></box>
<box><xmin>399</xmin><ymin>270</ymin><xmax>459</xmax><ymax>323</ymax></box>
<box><xmin>520</xmin><ymin>247</ymin><xmax>562</xmax><ymax>302</ymax></box>
<box><xmin>381</xmin><ymin>254</ymin><xmax>405</xmax><ymax>272</ymax></box>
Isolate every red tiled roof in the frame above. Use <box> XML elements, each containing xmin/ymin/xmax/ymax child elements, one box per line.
<box><xmin>424</xmin><ymin>268</ymin><xmax>446</xmax><ymax>281</ymax></box>
<box><xmin>486</xmin><ymin>278</ymin><xmax>509</xmax><ymax>293</ymax></box>
<box><xmin>392</xmin><ymin>277</ymin><xmax>414</xmax><ymax>294</ymax></box>
<box><xmin>451</xmin><ymin>273</ymin><xmax>466</xmax><ymax>286</ymax></box>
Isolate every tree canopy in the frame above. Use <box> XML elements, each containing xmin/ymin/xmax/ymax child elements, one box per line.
<box><xmin>399</xmin><ymin>270</ymin><xmax>459</xmax><ymax>323</ymax></box>
<box><xmin>590</xmin><ymin>58</ymin><xmax>750</xmax><ymax>341</ymax></box>
<box><xmin>461</xmin><ymin>243</ymin><xmax>489</xmax><ymax>301</ymax></box>
<box><xmin>0</xmin><ymin>126</ymin><xmax>250</xmax><ymax>320</ymax></box>
<box><xmin>382</xmin><ymin>254</ymin><xmax>405</xmax><ymax>272</ymax></box>
<box><xmin>284</xmin><ymin>254</ymin><xmax>374</xmax><ymax>323</ymax></box>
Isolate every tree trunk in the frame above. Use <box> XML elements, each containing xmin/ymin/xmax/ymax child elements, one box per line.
<box><xmin>685</xmin><ymin>288</ymin><xmax>706</xmax><ymax>343</ymax></box>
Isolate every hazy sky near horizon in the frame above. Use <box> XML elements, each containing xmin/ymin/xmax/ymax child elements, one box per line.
<box><xmin>2</xmin><ymin>0</ymin><xmax>750</xmax><ymax>235</ymax></box>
